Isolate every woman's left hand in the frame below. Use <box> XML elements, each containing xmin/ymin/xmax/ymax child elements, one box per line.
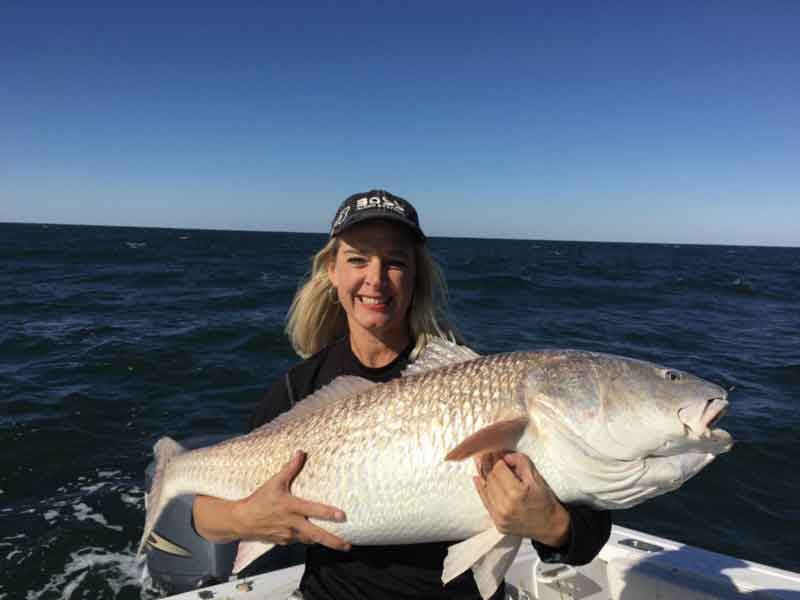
<box><xmin>473</xmin><ymin>452</ymin><xmax>571</xmax><ymax>548</ymax></box>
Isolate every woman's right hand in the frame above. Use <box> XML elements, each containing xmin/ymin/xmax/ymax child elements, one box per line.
<box><xmin>193</xmin><ymin>450</ymin><xmax>351</xmax><ymax>552</ymax></box>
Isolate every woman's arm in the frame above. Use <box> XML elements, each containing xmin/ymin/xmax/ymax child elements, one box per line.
<box><xmin>533</xmin><ymin>504</ymin><xmax>611</xmax><ymax>565</ymax></box>
<box><xmin>474</xmin><ymin>452</ymin><xmax>611</xmax><ymax>564</ymax></box>
<box><xmin>192</xmin><ymin>450</ymin><xmax>351</xmax><ymax>550</ymax></box>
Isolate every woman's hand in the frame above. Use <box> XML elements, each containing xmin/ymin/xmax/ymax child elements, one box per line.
<box><xmin>193</xmin><ymin>450</ymin><xmax>351</xmax><ymax>552</ymax></box>
<box><xmin>473</xmin><ymin>451</ymin><xmax>571</xmax><ymax>548</ymax></box>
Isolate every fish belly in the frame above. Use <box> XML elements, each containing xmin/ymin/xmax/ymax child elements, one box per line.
<box><xmin>298</xmin><ymin>456</ymin><xmax>492</xmax><ymax>545</ymax></box>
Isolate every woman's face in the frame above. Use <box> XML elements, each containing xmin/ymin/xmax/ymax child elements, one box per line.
<box><xmin>327</xmin><ymin>221</ymin><xmax>417</xmax><ymax>343</ymax></box>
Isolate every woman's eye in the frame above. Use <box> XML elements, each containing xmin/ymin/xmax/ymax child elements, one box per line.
<box><xmin>347</xmin><ymin>257</ymin><xmax>367</xmax><ymax>265</ymax></box>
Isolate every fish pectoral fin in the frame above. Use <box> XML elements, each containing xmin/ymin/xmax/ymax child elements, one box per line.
<box><xmin>442</xmin><ymin>528</ymin><xmax>522</xmax><ymax>599</ymax></box>
<box><xmin>232</xmin><ymin>541</ymin><xmax>275</xmax><ymax>574</ymax></box>
<box><xmin>444</xmin><ymin>417</ymin><xmax>530</xmax><ymax>461</ymax></box>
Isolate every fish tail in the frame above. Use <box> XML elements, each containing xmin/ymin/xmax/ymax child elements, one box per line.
<box><xmin>137</xmin><ymin>436</ymin><xmax>186</xmax><ymax>557</ymax></box>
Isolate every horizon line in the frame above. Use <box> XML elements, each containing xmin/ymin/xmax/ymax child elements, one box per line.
<box><xmin>1</xmin><ymin>219</ymin><xmax>796</xmax><ymax>250</ymax></box>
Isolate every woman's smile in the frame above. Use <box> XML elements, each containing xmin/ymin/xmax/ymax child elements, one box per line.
<box><xmin>358</xmin><ymin>295</ymin><xmax>391</xmax><ymax>309</ymax></box>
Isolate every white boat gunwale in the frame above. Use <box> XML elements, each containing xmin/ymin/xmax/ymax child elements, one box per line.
<box><xmin>156</xmin><ymin>525</ymin><xmax>800</xmax><ymax>599</ymax></box>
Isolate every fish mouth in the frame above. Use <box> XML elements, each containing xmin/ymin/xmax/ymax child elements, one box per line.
<box><xmin>677</xmin><ymin>396</ymin><xmax>733</xmax><ymax>453</ymax></box>
<box><xmin>700</xmin><ymin>397</ymin><xmax>728</xmax><ymax>431</ymax></box>
<box><xmin>679</xmin><ymin>397</ymin><xmax>728</xmax><ymax>435</ymax></box>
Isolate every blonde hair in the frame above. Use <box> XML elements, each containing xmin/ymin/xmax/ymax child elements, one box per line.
<box><xmin>286</xmin><ymin>236</ymin><xmax>459</xmax><ymax>359</ymax></box>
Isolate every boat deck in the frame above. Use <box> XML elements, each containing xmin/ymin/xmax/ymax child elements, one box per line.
<box><xmin>160</xmin><ymin>525</ymin><xmax>800</xmax><ymax>600</ymax></box>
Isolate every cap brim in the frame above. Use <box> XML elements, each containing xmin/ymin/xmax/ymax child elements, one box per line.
<box><xmin>332</xmin><ymin>211</ymin><xmax>425</xmax><ymax>241</ymax></box>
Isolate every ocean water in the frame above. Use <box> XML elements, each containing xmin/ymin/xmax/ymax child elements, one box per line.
<box><xmin>1</xmin><ymin>222</ymin><xmax>798</xmax><ymax>599</ymax></box>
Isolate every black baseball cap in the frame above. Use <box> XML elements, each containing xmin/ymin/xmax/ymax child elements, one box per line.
<box><xmin>330</xmin><ymin>190</ymin><xmax>426</xmax><ymax>242</ymax></box>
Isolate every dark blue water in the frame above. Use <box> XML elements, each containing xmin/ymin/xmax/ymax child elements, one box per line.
<box><xmin>1</xmin><ymin>223</ymin><xmax>798</xmax><ymax>599</ymax></box>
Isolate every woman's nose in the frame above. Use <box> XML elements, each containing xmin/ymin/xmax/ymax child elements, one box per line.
<box><xmin>365</xmin><ymin>258</ymin><xmax>385</xmax><ymax>287</ymax></box>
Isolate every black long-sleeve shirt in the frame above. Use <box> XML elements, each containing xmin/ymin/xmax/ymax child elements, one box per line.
<box><xmin>249</xmin><ymin>337</ymin><xmax>611</xmax><ymax>600</ymax></box>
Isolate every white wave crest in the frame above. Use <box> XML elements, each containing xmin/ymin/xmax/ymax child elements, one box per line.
<box><xmin>24</xmin><ymin>546</ymin><xmax>142</xmax><ymax>600</ymax></box>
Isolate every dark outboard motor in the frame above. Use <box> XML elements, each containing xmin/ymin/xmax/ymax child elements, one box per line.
<box><xmin>143</xmin><ymin>435</ymin><xmax>306</xmax><ymax>594</ymax></box>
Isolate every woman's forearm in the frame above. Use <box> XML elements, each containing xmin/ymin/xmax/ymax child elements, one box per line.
<box><xmin>192</xmin><ymin>494</ymin><xmax>245</xmax><ymax>543</ymax></box>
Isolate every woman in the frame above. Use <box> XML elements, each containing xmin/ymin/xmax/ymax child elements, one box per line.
<box><xmin>193</xmin><ymin>190</ymin><xmax>611</xmax><ymax>600</ymax></box>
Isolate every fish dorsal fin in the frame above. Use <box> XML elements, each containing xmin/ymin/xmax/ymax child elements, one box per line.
<box><xmin>403</xmin><ymin>336</ymin><xmax>481</xmax><ymax>376</ymax></box>
<box><xmin>266</xmin><ymin>376</ymin><xmax>377</xmax><ymax>428</ymax></box>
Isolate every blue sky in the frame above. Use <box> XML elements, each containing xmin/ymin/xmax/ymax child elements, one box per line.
<box><xmin>1</xmin><ymin>2</ymin><xmax>798</xmax><ymax>246</ymax></box>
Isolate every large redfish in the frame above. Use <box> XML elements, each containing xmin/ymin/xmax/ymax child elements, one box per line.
<box><xmin>139</xmin><ymin>339</ymin><xmax>732</xmax><ymax>598</ymax></box>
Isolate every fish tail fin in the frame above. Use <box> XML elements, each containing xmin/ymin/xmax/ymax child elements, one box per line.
<box><xmin>232</xmin><ymin>540</ymin><xmax>276</xmax><ymax>574</ymax></box>
<box><xmin>137</xmin><ymin>436</ymin><xmax>186</xmax><ymax>557</ymax></box>
<box><xmin>442</xmin><ymin>528</ymin><xmax>522</xmax><ymax>600</ymax></box>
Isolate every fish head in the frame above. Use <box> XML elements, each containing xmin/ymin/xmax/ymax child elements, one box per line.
<box><xmin>598</xmin><ymin>355</ymin><xmax>732</xmax><ymax>461</ymax></box>
<box><xmin>524</xmin><ymin>352</ymin><xmax>732</xmax><ymax>508</ymax></box>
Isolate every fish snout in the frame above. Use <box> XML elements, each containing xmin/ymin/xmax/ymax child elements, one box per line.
<box><xmin>677</xmin><ymin>396</ymin><xmax>733</xmax><ymax>453</ymax></box>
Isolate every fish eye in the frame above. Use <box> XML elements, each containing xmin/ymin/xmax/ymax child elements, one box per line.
<box><xmin>663</xmin><ymin>370</ymin><xmax>682</xmax><ymax>382</ymax></box>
